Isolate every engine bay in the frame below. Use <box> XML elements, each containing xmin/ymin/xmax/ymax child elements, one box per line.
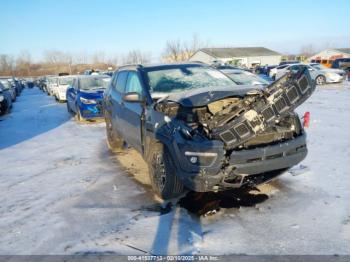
<box><xmin>154</xmin><ymin>66</ymin><xmax>315</xmax><ymax>150</ymax></box>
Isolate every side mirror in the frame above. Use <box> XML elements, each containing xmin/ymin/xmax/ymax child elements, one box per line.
<box><xmin>123</xmin><ymin>92</ymin><xmax>143</xmax><ymax>103</ymax></box>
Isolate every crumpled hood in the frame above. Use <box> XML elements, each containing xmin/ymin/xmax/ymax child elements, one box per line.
<box><xmin>161</xmin><ymin>85</ymin><xmax>264</xmax><ymax>107</ymax></box>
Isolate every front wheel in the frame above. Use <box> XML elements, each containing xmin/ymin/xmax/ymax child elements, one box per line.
<box><xmin>316</xmin><ymin>75</ymin><xmax>326</xmax><ymax>85</ymax></box>
<box><xmin>147</xmin><ymin>143</ymin><xmax>184</xmax><ymax>200</ymax></box>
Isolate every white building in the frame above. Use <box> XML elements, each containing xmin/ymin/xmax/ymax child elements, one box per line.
<box><xmin>189</xmin><ymin>47</ymin><xmax>282</xmax><ymax>67</ymax></box>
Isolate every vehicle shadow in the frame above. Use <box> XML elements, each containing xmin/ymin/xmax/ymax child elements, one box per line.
<box><xmin>0</xmin><ymin>88</ymin><xmax>70</xmax><ymax>150</ymax></box>
<box><xmin>179</xmin><ymin>188</ymin><xmax>269</xmax><ymax>216</ymax></box>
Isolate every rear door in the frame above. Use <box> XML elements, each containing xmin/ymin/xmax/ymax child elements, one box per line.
<box><xmin>119</xmin><ymin>71</ymin><xmax>144</xmax><ymax>151</ymax></box>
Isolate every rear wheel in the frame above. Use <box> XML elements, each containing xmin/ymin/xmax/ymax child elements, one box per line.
<box><xmin>105</xmin><ymin>112</ymin><xmax>124</xmax><ymax>151</ymax></box>
<box><xmin>147</xmin><ymin>143</ymin><xmax>184</xmax><ymax>200</ymax></box>
<box><xmin>0</xmin><ymin>101</ymin><xmax>9</xmax><ymax>116</ymax></box>
<box><xmin>316</xmin><ymin>75</ymin><xmax>326</xmax><ymax>85</ymax></box>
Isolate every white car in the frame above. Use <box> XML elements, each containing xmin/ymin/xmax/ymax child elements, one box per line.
<box><xmin>275</xmin><ymin>63</ymin><xmax>346</xmax><ymax>85</ymax></box>
<box><xmin>269</xmin><ymin>64</ymin><xmax>292</xmax><ymax>79</ymax></box>
<box><xmin>221</xmin><ymin>69</ymin><xmax>271</xmax><ymax>86</ymax></box>
<box><xmin>53</xmin><ymin>76</ymin><xmax>76</xmax><ymax>102</ymax></box>
<box><xmin>46</xmin><ymin>77</ymin><xmax>58</xmax><ymax>96</ymax></box>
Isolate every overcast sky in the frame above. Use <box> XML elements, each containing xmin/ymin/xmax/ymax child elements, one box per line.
<box><xmin>1</xmin><ymin>0</ymin><xmax>349</xmax><ymax>61</ymax></box>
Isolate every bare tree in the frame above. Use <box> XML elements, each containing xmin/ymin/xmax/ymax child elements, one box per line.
<box><xmin>183</xmin><ymin>34</ymin><xmax>203</xmax><ymax>60</ymax></box>
<box><xmin>123</xmin><ymin>50</ymin><xmax>150</xmax><ymax>64</ymax></box>
<box><xmin>0</xmin><ymin>54</ymin><xmax>16</xmax><ymax>74</ymax></box>
<box><xmin>43</xmin><ymin>49</ymin><xmax>66</xmax><ymax>64</ymax></box>
<box><xmin>107</xmin><ymin>54</ymin><xmax>121</xmax><ymax>67</ymax></box>
<box><xmin>162</xmin><ymin>34</ymin><xmax>207</xmax><ymax>62</ymax></box>
<box><xmin>300</xmin><ymin>44</ymin><xmax>316</xmax><ymax>57</ymax></box>
<box><xmin>163</xmin><ymin>39</ymin><xmax>183</xmax><ymax>62</ymax></box>
<box><xmin>63</xmin><ymin>53</ymin><xmax>73</xmax><ymax>75</ymax></box>
<box><xmin>75</xmin><ymin>51</ymin><xmax>88</xmax><ymax>64</ymax></box>
<box><xmin>16</xmin><ymin>50</ymin><xmax>32</xmax><ymax>76</ymax></box>
<box><xmin>92</xmin><ymin>51</ymin><xmax>106</xmax><ymax>64</ymax></box>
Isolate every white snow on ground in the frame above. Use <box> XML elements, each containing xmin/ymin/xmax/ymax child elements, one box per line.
<box><xmin>0</xmin><ymin>83</ymin><xmax>350</xmax><ymax>255</ymax></box>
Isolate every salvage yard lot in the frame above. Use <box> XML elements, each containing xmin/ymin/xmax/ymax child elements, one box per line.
<box><xmin>0</xmin><ymin>83</ymin><xmax>350</xmax><ymax>255</ymax></box>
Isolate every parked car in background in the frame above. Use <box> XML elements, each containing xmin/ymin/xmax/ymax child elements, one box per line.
<box><xmin>46</xmin><ymin>77</ymin><xmax>58</xmax><ymax>96</ymax></box>
<box><xmin>0</xmin><ymin>82</ymin><xmax>13</xmax><ymax>115</ymax></box>
<box><xmin>279</xmin><ymin>60</ymin><xmax>299</xmax><ymax>66</ymax></box>
<box><xmin>331</xmin><ymin>58</ymin><xmax>350</xmax><ymax>70</ymax></box>
<box><xmin>66</xmin><ymin>75</ymin><xmax>110</xmax><ymax>121</ymax></box>
<box><xmin>8</xmin><ymin>78</ymin><xmax>23</xmax><ymax>96</ymax></box>
<box><xmin>331</xmin><ymin>58</ymin><xmax>350</xmax><ymax>80</ymax></box>
<box><xmin>276</xmin><ymin>63</ymin><xmax>346</xmax><ymax>85</ymax></box>
<box><xmin>54</xmin><ymin>75</ymin><xmax>76</xmax><ymax>102</ymax></box>
<box><xmin>0</xmin><ymin>78</ymin><xmax>16</xmax><ymax>102</ymax></box>
<box><xmin>220</xmin><ymin>68</ymin><xmax>271</xmax><ymax>86</ymax></box>
<box><xmin>269</xmin><ymin>64</ymin><xmax>294</xmax><ymax>80</ymax></box>
<box><xmin>103</xmin><ymin>63</ymin><xmax>315</xmax><ymax>199</ymax></box>
<box><xmin>26</xmin><ymin>78</ymin><xmax>34</xmax><ymax>88</ymax></box>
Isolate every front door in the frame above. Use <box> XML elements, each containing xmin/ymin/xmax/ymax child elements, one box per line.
<box><xmin>120</xmin><ymin>71</ymin><xmax>144</xmax><ymax>152</ymax></box>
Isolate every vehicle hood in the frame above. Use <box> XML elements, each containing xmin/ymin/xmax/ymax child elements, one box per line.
<box><xmin>161</xmin><ymin>85</ymin><xmax>265</xmax><ymax>107</ymax></box>
<box><xmin>79</xmin><ymin>89</ymin><xmax>104</xmax><ymax>99</ymax></box>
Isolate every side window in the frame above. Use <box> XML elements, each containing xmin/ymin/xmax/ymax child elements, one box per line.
<box><xmin>289</xmin><ymin>65</ymin><xmax>298</xmax><ymax>71</ymax></box>
<box><xmin>125</xmin><ymin>72</ymin><xmax>143</xmax><ymax>94</ymax></box>
<box><xmin>115</xmin><ymin>71</ymin><xmax>128</xmax><ymax>93</ymax></box>
<box><xmin>74</xmin><ymin>79</ymin><xmax>79</xmax><ymax>90</ymax></box>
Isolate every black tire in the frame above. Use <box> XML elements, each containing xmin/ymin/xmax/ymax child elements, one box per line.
<box><xmin>0</xmin><ymin>101</ymin><xmax>8</xmax><ymax>116</ymax></box>
<box><xmin>147</xmin><ymin>142</ymin><xmax>184</xmax><ymax>200</ymax></box>
<box><xmin>316</xmin><ymin>75</ymin><xmax>326</xmax><ymax>85</ymax></box>
<box><xmin>67</xmin><ymin>102</ymin><xmax>73</xmax><ymax>114</ymax></box>
<box><xmin>105</xmin><ymin>112</ymin><xmax>124</xmax><ymax>151</ymax></box>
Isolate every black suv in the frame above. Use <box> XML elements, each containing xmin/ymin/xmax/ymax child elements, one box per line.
<box><xmin>103</xmin><ymin>63</ymin><xmax>315</xmax><ymax>199</ymax></box>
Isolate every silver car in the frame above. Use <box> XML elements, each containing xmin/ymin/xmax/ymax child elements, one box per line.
<box><xmin>221</xmin><ymin>69</ymin><xmax>270</xmax><ymax>86</ymax></box>
<box><xmin>276</xmin><ymin>63</ymin><xmax>346</xmax><ymax>85</ymax></box>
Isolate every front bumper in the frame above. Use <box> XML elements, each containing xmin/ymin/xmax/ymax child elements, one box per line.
<box><xmin>326</xmin><ymin>74</ymin><xmax>345</xmax><ymax>83</ymax></box>
<box><xmin>58</xmin><ymin>92</ymin><xmax>66</xmax><ymax>101</ymax></box>
<box><xmin>80</xmin><ymin>103</ymin><xmax>104</xmax><ymax>119</ymax></box>
<box><xmin>170</xmin><ymin>133</ymin><xmax>307</xmax><ymax>192</ymax></box>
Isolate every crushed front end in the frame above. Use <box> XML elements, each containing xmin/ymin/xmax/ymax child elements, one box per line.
<box><xmin>150</xmin><ymin>66</ymin><xmax>315</xmax><ymax>192</ymax></box>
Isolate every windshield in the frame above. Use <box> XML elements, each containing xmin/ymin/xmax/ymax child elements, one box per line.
<box><xmin>225</xmin><ymin>71</ymin><xmax>269</xmax><ymax>85</ymax></box>
<box><xmin>311</xmin><ymin>64</ymin><xmax>326</xmax><ymax>70</ymax></box>
<box><xmin>59</xmin><ymin>77</ymin><xmax>74</xmax><ymax>85</ymax></box>
<box><xmin>146</xmin><ymin>65</ymin><xmax>236</xmax><ymax>93</ymax></box>
<box><xmin>80</xmin><ymin>77</ymin><xmax>110</xmax><ymax>90</ymax></box>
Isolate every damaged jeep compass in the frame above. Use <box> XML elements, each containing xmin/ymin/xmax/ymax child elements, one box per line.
<box><xmin>103</xmin><ymin>63</ymin><xmax>315</xmax><ymax>199</ymax></box>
